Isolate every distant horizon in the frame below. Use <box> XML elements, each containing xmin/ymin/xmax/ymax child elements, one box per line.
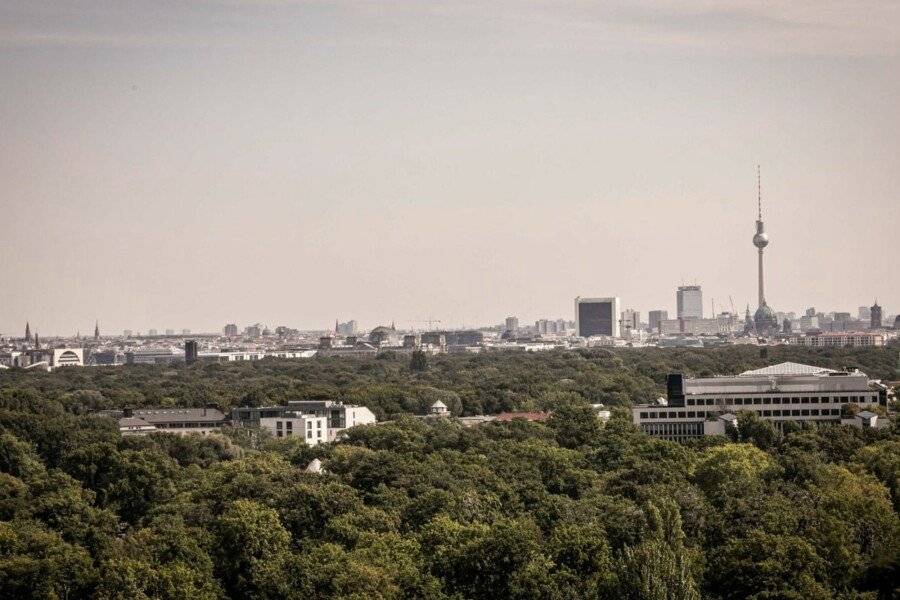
<box><xmin>8</xmin><ymin>298</ymin><xmax>895</xmax><ymax>339</ymax></box>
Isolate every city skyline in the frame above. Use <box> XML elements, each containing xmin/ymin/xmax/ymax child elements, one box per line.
<box><xmin>2</xmin><ymin>1</ymin><xmax>898</xmax><ymax>335</ymax></box>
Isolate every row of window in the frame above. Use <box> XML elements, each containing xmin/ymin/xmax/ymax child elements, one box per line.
<box><xmin>275</xmin><ymin>420</ymin><xmax>323</xmax><ymax>429</ymax></box>
<box><xmin>275</xmin><ymin>429</ymin><xmax>323</xmax><ymax>439</ymax></box>
<box><xmin>639</xmin><ymin>408</ymin><xmax>842</xmax><ymax>420</ymax></box>
<box><xmin>685</xmin><ymin>395</ymin><xmax>873</xmax><ymax>407</ymax></box>
<box><xmin>156</xmin><ymin>422</ymin><xmax>224</xmax><ymax>428</ymax></box>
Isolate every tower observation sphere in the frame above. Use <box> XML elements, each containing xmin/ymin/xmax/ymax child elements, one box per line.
<box><xmin>753</xmin><ymin>230</ymin><xmax>769</xmax><ymax>248</ymax></box>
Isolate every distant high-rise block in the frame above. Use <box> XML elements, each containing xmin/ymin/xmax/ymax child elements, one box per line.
<box><xmin>620</xmin><ymin>309</ymin><xmax>639</xmax><ymax>331</ymax></box>
<box><xmin>185</xmin><ymin>340</ymin><xmax>199</xmax><ymax>364</ymax></box>
<box><xmin>870</xmin><ymin>302</ymin><xmax>882</xmax><ymax>329</ymax></box>
<box><xmin>676</xmin><ymin>286</ymin><xmax>703</xmax><ymax>319</ymax></box>
<box><xmin>336</xmin><ymin>320</ymin><xmax>359</xmax><ymax>336</ymax></box>
<box><xmin>505</xmin><ymin>316</ymin><xmax>519</xmax><ymax>332</ymax></box>
<box><xmin>575</xmin><ymin>297</ymin><xmax>620</xmax><ymax>338</ymax></box>
<box><xmin>648</xmin><ymin>310</ymin><xmax>668</xmax><ymax>332</ymax></box>
<box><xmin>223</xmin><ymin>323</ymin><xmax>238</xmax><ymax>337</ymax></box>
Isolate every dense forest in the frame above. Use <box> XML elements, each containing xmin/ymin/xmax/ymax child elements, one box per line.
<box><xmin>1</xmin><ymin>346</ymin><xmax>898</xmax><ymax>598</ymax></box>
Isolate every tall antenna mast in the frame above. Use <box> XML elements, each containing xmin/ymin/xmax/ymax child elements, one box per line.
<box><xmin>757</xmin><ymin>164</ymin><xmax>762</xmax><ymax>219</ymax></box>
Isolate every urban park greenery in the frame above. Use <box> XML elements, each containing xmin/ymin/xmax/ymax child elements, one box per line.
<box><xmin>0</xmin><ymin>345</ymin><xmax>898</xmax><ymax>599</ymax></box>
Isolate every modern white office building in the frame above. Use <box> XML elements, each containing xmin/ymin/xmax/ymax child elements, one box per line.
<box><xmin>632</xmin><ymin>362</ymin><xmax>887</xmax><ymax>441</ymax></box>
<box><xmin>260</xmin><ymin>412</ymin><xmax>329</xmax><ymax>445</ymax></box>
<box><xmin>232</xmin><ymin>401</ymin><xmax>376</xmax><ymax>442</ymax></box>
<box><xmin>575</xmin><ymin>297</ymin><xmax>620</xmax><ymax>338</ymax></box>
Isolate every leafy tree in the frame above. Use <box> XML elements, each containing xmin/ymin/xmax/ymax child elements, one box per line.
<box><xmin>410</xmin><ymin>350</ymin><xmax>428</xmax><ymax>372</ymax></box>
<box><xmin>214</xmin><ymin>499</ymin><xmax>293</xmax><ymax>599</ymax></box>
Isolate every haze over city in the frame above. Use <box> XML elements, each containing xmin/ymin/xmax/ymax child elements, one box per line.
<box><xmin>2</xmin><ymin>1</ymin><xmax>899</xmax><ymax>335</ymax></box>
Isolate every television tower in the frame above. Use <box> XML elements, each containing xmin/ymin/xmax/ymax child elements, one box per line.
<box><xmin>752</xmin><ymin>166</ymin><xmax>777</xmax><ymax>333</ymax></box>
<box><xmin>752</xmin><ymin>165</ymin><xmax>769</xmax><ymax>307</ymax></box>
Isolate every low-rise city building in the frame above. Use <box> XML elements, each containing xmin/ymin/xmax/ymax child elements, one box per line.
<box><xmin>789</xmin><ymin>332</ymin><xmax>884</xmax><ymax>348</ymax></box>
<box><xmin>260</xmin><ymin>412</ymin><xmax>329</xmax><ymax>444</ymax></box>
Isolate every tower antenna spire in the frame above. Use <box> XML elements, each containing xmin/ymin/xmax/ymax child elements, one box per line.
<box><xmin>757</xmin><ymin>164</ymin><xmax>762</xmax><ymax>219</ymax></box>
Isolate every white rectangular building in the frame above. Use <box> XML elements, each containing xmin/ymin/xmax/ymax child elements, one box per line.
<box><xmin>260</xmin><ymin>412</ymin><xmax>329</xmax><ymax>445</ymax></box>
<box><xmin>632</xmin><ymin>362</ymin><xmax>886</xmax><ymax>441</ymax></box>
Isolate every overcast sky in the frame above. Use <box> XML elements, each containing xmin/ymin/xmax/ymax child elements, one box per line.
<box><xmin>2</xmin><ymin>1</ymin><xmax>898</xmax><ymax>335</ymax></box>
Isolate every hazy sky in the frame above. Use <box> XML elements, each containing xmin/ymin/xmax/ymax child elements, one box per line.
<box><xmin>2</xmin><ymin>1</ymin><xmax>899</xmax><ymax>335</ymax></box>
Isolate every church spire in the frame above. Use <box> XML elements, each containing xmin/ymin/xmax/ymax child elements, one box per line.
<box><xmin>94</xmin><ymin>320</ymin><xmax>100</xmax><ymax>340</ymax></box>
<box><xmin>25</xmin><ymin>322</ymin><xmax>31</xmax><ymax>341</ymax></box>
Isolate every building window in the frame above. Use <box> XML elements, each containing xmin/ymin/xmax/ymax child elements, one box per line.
<box><xmin>307</xmin><ymin>431</ymin><xmax>312</xmax><ymax>439</ymax></box>
<box><xmin>811</xmin><ymin>409</ymin><xmax>819</xmax><ymax>416</ymax></box>
<box><xmin>286</xmin><ymin>421</ymin><xmax>292</xmax><ymax>430</ymax></box>
<box><xmin>772</xmin><ymin>410</ymin><xmax>781</xmax><ymax>416</ymax></box>
<box><xmin>277</xmin><ymin>431</ymin><xmax>283</xmax><ymax>438</ymax></box>
<box><xmin>317</xmin><ymin>421</ymin><xmax>322</xmax><ymax>428</ymax></box>
<box><xmin>791</xmin><ymin>410</ymin><xmax>800</xmax><ymax>416</ymax></box>
<box><xmin>801</xmin><ymin>397</ymin><xmax>809</xmax><ymax>404</ymax></box>
<box><xmin>286</xmin><ymin>430</ymin><xmax>292</xmax><ymax>436</ymax></box>
<box><xmin>307</xmin><ymin>421</ymin><xmax>312</xmax><ymax>429</ymax></box>
<box><xmin>640</xmin><ymin>412</ymin><xmax>648</xmax><ymax>419</ymax></box>
<box><xmin>276</xmin><ymin>421</ymin><xmax>282</xmax><ymax>430</ymax></box>
<box><xmin>763</xmin><ymin>410</ymin><xmax>771</xmax><ymax>416</ymax></box>
<box><xmin>687</xmin><ymin>411</ymin><xmax>695</xmax><ymax>418</ymax></box>
<box><xmin>687</xmin><ymin>399</ymin><xmax>694</xmax><ymax>406</ymax></box>
<box><xmin>317</xmin><ymin>430</ymin><xmax>321</xmax><ymax>438</ymax></box>
<box><xmin>801</xmin><ymin>409</ymin><xmax>810</xmax><ymax>416</ymax></box>
<box><xmin>791</xmin><ymin>398</ymin><xmax>800</xmax><ymax>404</ymax></box>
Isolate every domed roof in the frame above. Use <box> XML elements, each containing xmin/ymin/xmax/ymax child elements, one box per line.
<box><xmin>754</xmin><ymin>304</ymin><xmax>776</xmax><ymax>319</ymax></box>
<box><xmin>370</xmin><ymin>326</ymin><xmax>394</xmax><ymax>335</ymax></box>
<box><xmin>754</xmin><ymin>303</ymin><xmax>779</xmax><ymax>331</ymax></box>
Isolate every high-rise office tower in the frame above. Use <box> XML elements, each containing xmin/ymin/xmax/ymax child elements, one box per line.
<box><xmin>752</xmin><ymin>166</ymin><xmax>778</xmax><ymax>333</ymax></box>
<box><xmin>223</xmin><ymin>323</ymin><xmax>238</xmax><ymax>337</ymax></box>
<box><xmin>676</xmin><ymin>286</ymin><xmax>703</xmax><ymax>319</ymax></box>
<box><xmin>648</xmin><ymin>310</ymin><xmax>668</xmax><ymax>332</ymax></box>
<box><xmin>505</xmin><ymin>316</ymin><xmax>519</xmax><ymax>332</ymax></box>
<box><xmin>185</xmin><ymin>340</ymin><xmax>199</xmax><ymax>364</ymax></box>
<box><xmin>858</xmin><ymin>306</ymin><xmax>872</xmax><ymax>322</ymax></box>
<box><xmin>620</xmin><ymin>309</ymin><xmax>639</xmax><ymax>331</ymax></box>
<box><xmin>575</xmin><ymin>297</ymin><xmax>620</xmax><ymax>337</ymax></box>
<box><xmin>870</xmin><ymin>301</ymin><xmax>882</xmax><ymax>329</ymax></box>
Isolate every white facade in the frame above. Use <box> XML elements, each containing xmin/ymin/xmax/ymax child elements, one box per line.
<box><xmin>50</xmin><ymin>348</ymin><xmax>84</xmax><ymax>368</ymax></box>
<box><xmin>260</xmin><ymin>413</ymin><xmax>329</xmax><ymax>445</ymax></box>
